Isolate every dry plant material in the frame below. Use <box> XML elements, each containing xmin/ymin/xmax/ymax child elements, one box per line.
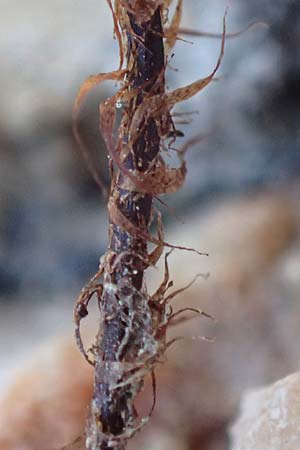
<box><xmin>72</xmin><ymin>1</ymin><xmax>226</xmax><ymax>449</ymax></box>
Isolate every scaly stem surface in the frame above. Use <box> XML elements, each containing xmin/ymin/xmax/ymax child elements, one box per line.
<box><xmin>72</xmin><ymin>3</ymin><xmax>226</xmax><ymax>450</ymax></box>
<box><xmin>86</xmin><ymin>6</ymin><xmax>165</xmax><ymax>450</ymax></box>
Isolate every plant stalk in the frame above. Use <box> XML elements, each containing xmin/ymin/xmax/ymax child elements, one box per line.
<box><xmin>86</xmin><ymin>6</ymin><xmax>165</xmax><ymax>450</ymax></box>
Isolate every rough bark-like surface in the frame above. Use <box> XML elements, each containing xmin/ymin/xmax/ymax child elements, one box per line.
<box><xmin>84</xmin><ymin>6</ymin><xmax>168</xmax><ymax>450</ymax></box>
<box><xmin>72</xmin><ymin>2</ymin><xmax>226</xmax><ymax>449</ymax></box>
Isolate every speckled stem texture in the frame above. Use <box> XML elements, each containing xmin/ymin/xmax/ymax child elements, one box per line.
<box><xmin>86</xmin><ymin>6</ymin><xmax>166</xmax><ymax>450</ymax></box>
<box><xmin>73</xmin><ymin>2</ymin><xmax>226</xmax><ymax>448</ymax></box>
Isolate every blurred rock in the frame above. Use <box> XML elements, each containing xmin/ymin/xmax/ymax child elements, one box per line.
<box><xmin>230</xmin><ymin>371</ymin><xmax>300</xmax><ymax>450</ymax></box>
<box><xmin>278</xmin><ymin>245</ymin><xmax>300</xmax><ymax>295</ymax></box>
<box><xmin>159</xmin><ymin>191</ymin><xmax>296</xmax><ymax>293</ymax></box>
<box><xmin>0</xmin><ymin>337</ymin><xmax>93</xmax><ymax>450</ymax></box>
<box><xmin>0</xmin><ymin>0</ymin><xmax>116</xmax><ymax>137</ymax></box>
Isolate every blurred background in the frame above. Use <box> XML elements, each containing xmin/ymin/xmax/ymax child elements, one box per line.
<box><xmin>0</xmin><ymin>1</ymin><xmax>299</xmax><ymax>449</ymax></box>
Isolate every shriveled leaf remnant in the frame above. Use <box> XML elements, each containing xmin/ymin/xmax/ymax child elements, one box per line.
<box><xmin>73</xmin><ymin>1</ymin><xmax>226</xmax><ymax>450</ymax></box>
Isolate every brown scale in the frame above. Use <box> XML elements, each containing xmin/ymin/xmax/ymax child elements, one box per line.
<box><xmin>71</xmin><ymin>2</ymin><xmax>228</xmax><ymax>450</ymax></box>
<box><xmin>66</xmin><ymin>5</ymin><xmax>267</xmax><ymax>448</ymax></box>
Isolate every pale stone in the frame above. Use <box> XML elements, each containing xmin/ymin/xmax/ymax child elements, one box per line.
<box><xmin>230</xmin><ymin>372</ymin><xmax>300</xmax><ymax>450</ymax></box>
